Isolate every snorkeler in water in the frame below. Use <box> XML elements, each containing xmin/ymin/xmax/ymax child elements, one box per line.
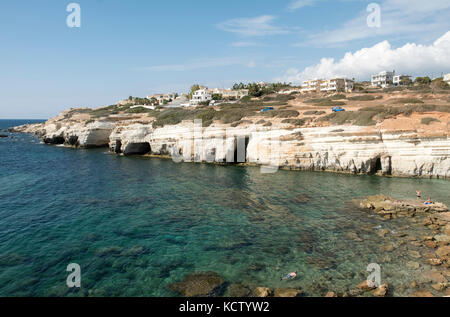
<box><xmin>281</xmin><ymin>271</ymin><xmax>297</xmax><ymax>280</ymax></box>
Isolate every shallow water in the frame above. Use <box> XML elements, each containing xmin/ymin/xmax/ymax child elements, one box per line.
<box><xmin>0</xmin><ymin>119</ymin><xmax>449</xmax><ymax>297</ymax></box>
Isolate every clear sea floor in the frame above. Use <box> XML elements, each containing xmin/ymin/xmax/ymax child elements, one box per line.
<box><xmin>0</xmin><ymin>120</ymin><xmax>449</xmax><ymax>296</ymax></box>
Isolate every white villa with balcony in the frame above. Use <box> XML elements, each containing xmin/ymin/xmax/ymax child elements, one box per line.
<box><xmin>301</xmin><ymin>79</ymin><xmax>323</xmax><ymax>93</ymax></box>
<box><xmin>190</xmin><ymin>89</ymin><xmax>212</xmax><ymax>106</ymax></box>
<box><xmin>320</xmin><ymin>78</ymin><xmax>354</xmax><ymax>93</ymax></box>
<box><xmin>371</xmin><ymin>71</ymin><xmax>395</xmax><ymax>88</ymax></box>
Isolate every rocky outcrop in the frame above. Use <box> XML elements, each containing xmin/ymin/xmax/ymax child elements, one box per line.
<box><xmin>358</xmin><ymin>195</ymin><xmax>449</xmax><ymax>219</ymax></box>
<box><xmin>10</xmin><ymin>118</ymin><xmax>450</xmax><ymax>179</ymax></box>
<box><xmin>167</xmin><ymin>272</ymin><xmax>226</xmax><ymax>297</ymax></box>
<box><xmin>11</xmin><ymin>121</ymin><xmax>114</xmax><ymax>148</ymax></box>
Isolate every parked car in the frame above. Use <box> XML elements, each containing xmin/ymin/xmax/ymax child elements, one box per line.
<box><xmin>332</xmin><ymin>107</ymin><xmax>346</xmax><ymax>112</ymax></box>
<box><xmin>261</xmin><ymin>107</ymin><xmax>274</xmax><ymax>113</ymax></box>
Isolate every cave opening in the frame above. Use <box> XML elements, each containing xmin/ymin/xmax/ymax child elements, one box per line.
<box><xmin>231</xmin><ymin>136</ymin><xmax>249</xmax><ymax>164</ymax></box>
<box><xmin>123</xmin><ymin>142</ymin><xmax>151</xmax><ymax>156</ymax></box>
<box><xmin>375</xmin><ymin>157</ymin><xmax>382</xmax><ymax>172</ymax></box>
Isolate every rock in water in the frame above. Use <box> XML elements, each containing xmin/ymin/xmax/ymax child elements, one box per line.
<box><xmin>251</xmin><ymin>287</ymin><xmax>271</xmax><ymax>297</ymax></box>
<box><xmin>373</xmin><ymin>284</ymin><xmax>389</xmax><ymax>297</ymax></box>
<box><xmin>357</xmin><ymin>280</ymin><xmax>376</xmax><ymax>291</ymax></box>
<box><xmin>273</xmin><ymin>288</ymin><xmax>302</xmax><ymax>297</ymax></box>
<box><xmin>225</xmin><ymin>284</ymin><xmax>250</xmax><ymax>297</ymax></box>
<box><xmin>0</xmin><ymin>134</ymin><xmax>8</xmax><ymax>138</ymax></box>
<box><xmin>168</xmin><ymin>272</ymin><xmax>226</xmax><ymax>297</ymax></box>
<box><xmin>412</xmin><ymin>291</ymin><xmax>434</xmax><ymax>297</ymax></box>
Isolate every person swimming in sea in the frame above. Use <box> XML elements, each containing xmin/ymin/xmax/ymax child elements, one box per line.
<box><xmin>281</xmin><ymin>271</ymin><xmax>297</xmax><ymax>281</ymax></box>
<box><xmin>416</xmin><ymin>190</ymin><xmax>421</xmax><ymax>199</ymax></box>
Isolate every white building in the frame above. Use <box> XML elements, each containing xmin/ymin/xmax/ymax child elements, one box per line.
<box><xmin>301</xmin><ymin>79</ymin><xmax>323</xmax><ymax>93</ymax></box>
<box><xmin>207</xmin><ymin>88</ymin><xmax>249</xmax><ymax>100</ymax></box>
<box><xmin>393</xmin><ymin>75</ymin><xmax>411</xmax><ymax>86</ymax></box>
<box><xmin>320</xmin><ymin>78</ymin><xmax>354</xmax><ymax>93</ymax></box>
<box><xmin>190</xmin><ymin>89</ymin><xmax>212</xmax><ymax>106</ymax></box>
<box><xmin>371</xmin><ymin>71</ymin><xmax>395</xmax><ymax>88</ymax></box>
<box><xmin>444</xmin><ymin>73</ymin><xmax>450</xmax><ymax>85</ymax></box>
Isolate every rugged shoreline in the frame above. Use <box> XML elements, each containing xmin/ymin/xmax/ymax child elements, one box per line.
<box><xmin>10</xmin><ymin>118</ymin><xmax>450</xmax><ymax>179</ymax></box>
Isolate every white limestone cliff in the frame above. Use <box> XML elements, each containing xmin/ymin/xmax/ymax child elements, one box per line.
<box><xmin>11</xmin><ymin>120</ymin><xmax>450</xmax><ymax>179</ymax></box>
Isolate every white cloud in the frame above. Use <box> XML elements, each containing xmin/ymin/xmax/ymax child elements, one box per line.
<box><xmin>287</xmin><ymin>0</ymin><xmax>317</xmax><ymax>11</ymax></box>
<box><xmin>217</xmin><ymin>15</ymin><xmax>292</xmax><ymax>37</ymax></box>
<box><xmin>134</xmin><ymin>57</ymin><xmax>256</xmax><ymax>72</ymax></box>
<box><xmin>278</xmin><ymin>31</ymin><xmax>450</xmax><ymax>83</ymax></box>
<box><xmin>297</xmin><ymin>0</ymin><xmax>450</xmax><ymax>47</ymax></box>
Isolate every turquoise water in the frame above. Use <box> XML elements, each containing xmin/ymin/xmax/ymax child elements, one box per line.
<box><xmin>0</xmin><ymin>119</ymin><xmax>449</xmax><ymax>297</ymax></box>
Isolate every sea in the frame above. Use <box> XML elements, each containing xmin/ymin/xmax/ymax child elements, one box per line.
<box><xmin>0</xmin><ymin>119</ymin><xmax>449</xmax><ymax>296</ymax></box>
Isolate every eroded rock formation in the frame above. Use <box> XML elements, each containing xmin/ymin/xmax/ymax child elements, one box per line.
<box><xmin>10</xmin><ymin>118</ymin><xmax>450</xmax><ymax>179</ymax></box>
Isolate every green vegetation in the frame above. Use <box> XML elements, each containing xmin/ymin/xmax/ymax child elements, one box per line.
<box><xmin>414</xmin><ymin>76</ymin><xmax>432</xmax><ymax>85</ymax></box>
<box><xmin>317</xmin><ymin>110</ymin><xmax>378</xmax><ymax>126</ymax></box>
<box><xmin>315</xmin><ymin>100</ymin><xmax>346</xmax><ymax>107</ymax></box>
<box><xmin>230</xmin><ymin>120</ymin><xmax>253</xmax><ymax>127</ymax></box>
<box><xmin>347</xmin><ymin>95</ymin><xmax>377</xmax><ymax>101</ymax></box>
<box><xmin>281</xmin><ymin>118</ymin><xmax>312</xmax><ymax>126</ymax></box>
<box><xmin>421</xmin><ymin>117</ymin><xmax>441</xmax><ymax>125</ymax></box>
<box><xmin>393</xmin><ymin>98</ymin><xmax>424</xmax><ymax>104</ymax></box>
<box><xmin>317</xmin><ymin>104</ymin><xmax>450</xmax><ymax>126</ymax></box>
<box><xmin>189</xmin><ymin>84</ymin><xmax>201</xmax><ymax>99</ymax></box>
<box><xmin>231</xmin><ymin>82</ymin><xmax>292</xmax><ymax>97</ymax></box>
<box><xmin>90</xmin><ymin>105</ymin><xmax>121</xmax><ymax>118</ymax></box>
<box><xmin>431</xmin><ymin>77</ymin><xmax>450</xmax><ymax>90</ymax></box>
<box><xmin>212</xmin><ymin>94</ymin><xmax>222</xmax><ymax>101</ymax></box>
<box><xmin>304</xmin><ymin>97</ymin><xmax>346</xmax><ymax>107</ymax></box>
<box><xmin>262</xmin><ymin>109</ymin><xmax>299</xmax><ymax>118</ymax></box>
<box><xmin>330</xmin><ymin>94</ymin><xmax>346</xmax><ymax>100</ymax></box>
<box><xmin>303</xmin><ymin>110</ymin><xmax>326</xmax><ymax>115</ymax></box>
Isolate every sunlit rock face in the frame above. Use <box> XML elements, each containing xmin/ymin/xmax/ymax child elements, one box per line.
<box><xmin>12</xmin><ymin>120</ymin><xmax>450</xmax><ymax>179</ymax></box>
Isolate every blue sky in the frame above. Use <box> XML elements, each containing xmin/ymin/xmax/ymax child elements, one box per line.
<box><xmin>0</xmin><ymin>0</ymin><xmax>449</xmax><ymax>118</ymax></box>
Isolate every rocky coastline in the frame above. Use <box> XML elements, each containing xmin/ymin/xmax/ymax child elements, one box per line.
<box><xmin>10</xmin><ymin>115</ymin><xmax>450</xmax><ymax>179</ymax></box>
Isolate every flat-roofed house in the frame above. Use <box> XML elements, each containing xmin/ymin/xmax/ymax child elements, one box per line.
<box><xmin>320</xmin><ymin>78</ymin><xmax>354</xmax><ymax>93</ymax></box>
<box><xmin>190</xmin><ymin>89</ymin><xmax>212</xmax><ymax>106</ymax></box>
<box><xmin>208</xmin><ymin>88</ymin><xmax>249</xmax><ymax>100</ymax></box>
<box><xmin>371</xmin><ymin>71</ymin><xmax>395</xmax><ymax>88</ymax></box>
<box><xmin>301</xmin><ymin>79</ymin><xmax>323</xmax><ymax>93</ymax></box>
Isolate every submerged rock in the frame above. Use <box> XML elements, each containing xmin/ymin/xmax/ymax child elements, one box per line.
<box><xmin>406</xmin><ymin>261</ymin><xmax>420</xmax><ymax>269</ymax></box>
<box><xmin>273</xmin><ymin>288</ymin><xmax>303</xmax><ymax>297</ymax></box>
<box><xmin>168</xmin><ymin>272</ymin><xmax>226</xmax><ymax>297</ymax></box>
<box><xmin>251</xmin><ymin>287</ymin><xmax>271</xmax><ymax>297</ymax></box>
<box><xmin>436</xmin><ymin>246</ymin><xmax>450</xmax><ymax>258</ymax></box>
<box><xmin>420</xmin><ymin>270</ymin><xmax>448</xmax><ymax>284</ymax></box>
<box><xmin>412</xmin><ymin>290</ymin><xmax>434</xmax><ymax>297</ymax></box>
<box><xmin>0</xmin><ymin>134</ymin><xmax>8</xmax><ymax>138</ymax></box>
<box><xmin>225</xmin><ymin>284</ymin><xmax>250</xmax><ymax>297</ymax></box>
